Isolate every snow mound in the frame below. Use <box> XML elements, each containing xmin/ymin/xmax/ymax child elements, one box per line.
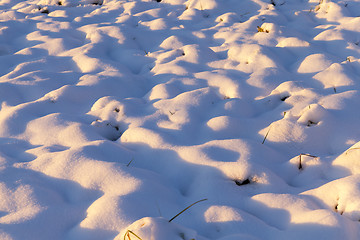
<box><xmin>117</xmin><ymin>217</ymin><xmax>206</xmax><ymax>240</ymax></box>
<box><xmin>303</xmin><ymin>175</ymin><xmax>360</xmax><ymax>222</ymax></box>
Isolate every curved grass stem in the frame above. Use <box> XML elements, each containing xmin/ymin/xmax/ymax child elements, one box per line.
<box><xmin>169</xmin><ymin>199</ymin><xmax>208</xmax><ymax>223</ymax></box>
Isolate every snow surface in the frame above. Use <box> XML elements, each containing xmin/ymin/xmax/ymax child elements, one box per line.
<box><xmin>1</xmin><ymin>0</ymin><xmax>360</xmax><ymax>239</ymax></box>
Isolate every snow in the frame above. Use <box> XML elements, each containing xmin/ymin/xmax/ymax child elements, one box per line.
<box><xmin>1</xmin><ymin>0</ymin><xmax>360</xmax><ymax>239</ymax></box>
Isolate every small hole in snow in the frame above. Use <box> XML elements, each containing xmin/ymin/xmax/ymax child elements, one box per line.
<box><xmin>234</xmin><ymin>178</ymin><xmax>251</xmax><ymax>186</ymax></box>
<box><xmin>41</xmin><ymin>9</ymin><xmax>49</xmax><ymax>14</ymax></box>
<box><xmin>306</xmin><ymin>120</ymin><xmax>317</xmax><ymax>127</ymax></box>
<box><xmin>92</xmin><ymin>1</ymin><xmax>102</xmax><ymax>5</ymax></box>
<box><xmin>280</xmin><ymin>95</ymin><xmax>290</xmax><ymax>101</ymax></box>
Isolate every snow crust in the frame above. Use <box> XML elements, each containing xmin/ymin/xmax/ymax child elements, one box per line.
<box><xmin>1</xmin><ymin>0</ymin><xmax>360</xmax><ymax>239</ymax></box>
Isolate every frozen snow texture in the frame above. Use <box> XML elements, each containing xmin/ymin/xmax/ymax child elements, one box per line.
<box><xmin>0</xmin><ymin>0</ymin><xmax>360</xmax><ymax>239</ymax></box>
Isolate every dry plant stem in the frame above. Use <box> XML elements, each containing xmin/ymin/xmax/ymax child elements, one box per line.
<box><xmin>345</xmin><ymin>148</ymin><xmax>360</xmax><ymax>155</ymax></box>
<box><xmin>300</xmin><ymin>153</ymin><xmax>318</xmax><ymax>158</ymax></box>
<box><xmin>298</xmin><ymin>155</ymin><xmax>302</xmax><ymax>170</ymax></box>
<box><xmin>262</xmin><ymin>124</ymin><xmax>273</xmax><ymax>144</ymax></box>
<box><xmin>169</xmin><ymin>199</ymin><xmax>208</xmax><ymax>223</ymax></box>
<box><xmin>124</xmin><ymin>230</ymin><xmax>142</xmax><ymax>240</ymax></box>
<box><xmin>298</xmin><ymin>153</ymin><xmax>318</xmax><ymax>170</ymax></box>
<box><xmin>127</xmin><ymin>158</ymin><xmax>134</xmax><ymax>167</ymax></box>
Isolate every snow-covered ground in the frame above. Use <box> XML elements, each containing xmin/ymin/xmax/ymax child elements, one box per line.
<box><xmin>1</xmin><ymin>0</ymin><xmax>360</xmax><ymax>239</ymax></box>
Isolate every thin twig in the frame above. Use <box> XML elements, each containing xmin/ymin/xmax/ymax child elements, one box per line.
<box><xmin>345</xmin><ymin>148</ymin><xmax>360</xmax><ymax>155</ymax></box>
<box><xmin>262</xmin><ymin>124</ymin><xmax>273</xmax><ymax>144</ymax></box>
<box><xmin>127</xmin><ymin>158</ymin><xmax>134</xmax><ymax>167</ymax></box>
<box><xmin>300</xmin><ymin>153</ymin><xmax>318</xmax><ymax>158</ymax></box>
<box><xmin>124</xmin><ymin>230</ymin><xmax>142</xmax><ymax>240</ymax></box>
<box><xmin>298</xmin><ymin>153</ymin><xmax>318</xmax><ymax>170</ymax></box>
<box><xmin>169</xmin><ymin>199</ymin><xmax>208</xmax><ymax>222</ymax></box>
